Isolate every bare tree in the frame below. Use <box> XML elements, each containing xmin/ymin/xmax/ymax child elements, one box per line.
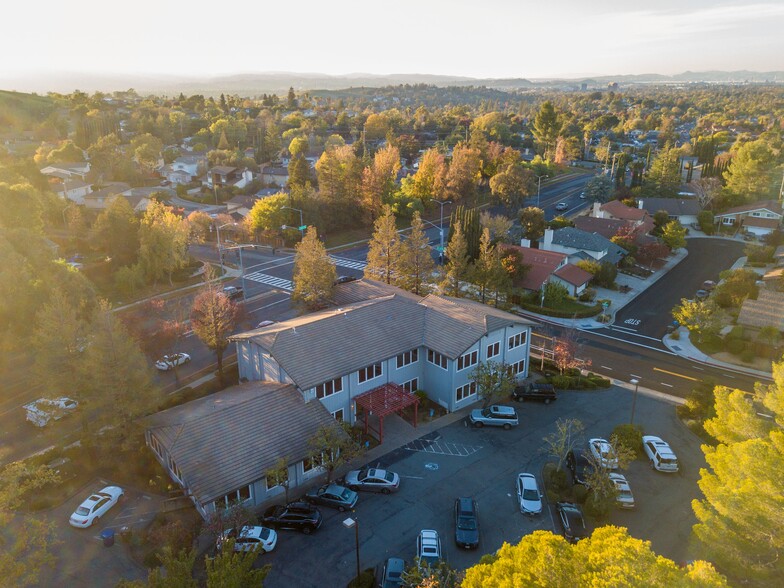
<box><xmin>542</xmin><ymin>418</ymin><xmax>585</xmax><ymax>471</ymax></box>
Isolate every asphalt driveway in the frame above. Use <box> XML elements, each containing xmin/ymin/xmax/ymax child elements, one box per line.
<box><xmin>613</xmin><ymin>237</ymin><xmax>745</xmax><ymax>338</ymax></box>
<box><xmin>258</xmin><ymin>386</ymin><xmax>707</xmax><ymax>587</ymax></box>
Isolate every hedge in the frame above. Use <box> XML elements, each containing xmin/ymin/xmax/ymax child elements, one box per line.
<box><xmin>515</xmin><ymin>302</ymin><xmax>603</xmax><ymax>319</ymax></box>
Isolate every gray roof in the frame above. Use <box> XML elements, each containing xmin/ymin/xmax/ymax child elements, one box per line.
<box><xmin>639</xmin><ymin>198</ymin><xmax>701</xmax><ymax>216</ymax></box>
<box><xmin>231</xmin><ymin>281</ymin><xmax>534</xmax><ymax>391</ymax></box>
<box><xmin>84</xmin><ymin>182</ymin><xmax>131</xmax><ymax>200</ymax></box>
<box><xmin>551</xmin><ymin>228</ymin><xmax>628</xmax><ymax>264</ymax></box>
<box><xmin>144</xmin><ymin>381</ymin><xmax>336</xmax><ymax>504</ymax></box>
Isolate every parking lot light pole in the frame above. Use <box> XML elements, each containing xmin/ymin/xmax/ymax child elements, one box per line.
<box><xmin>342</xmin><ymin>516</ymin><xmax>360</xmax><ymax>581</ymax></box>
<box><xmin>630</xmin><ymin>378</ymin><xmax>640</xmax><ymax>425</ymax></box>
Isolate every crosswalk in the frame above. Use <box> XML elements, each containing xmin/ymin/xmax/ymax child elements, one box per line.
<box><xmin>329</xmin><ymin>255</ymin><xmax>367</xmax><ymax>271</ymax></box>
<box><xmin>243</xmin><ymin>271</ymin><xmax>293</xmax><ymax>292</ymax></box>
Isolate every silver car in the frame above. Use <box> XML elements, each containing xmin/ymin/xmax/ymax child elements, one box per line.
<box><xmin>344</xmin><ymin>468</ymin><xmax>400</xmax><ymax>493</ymax></box>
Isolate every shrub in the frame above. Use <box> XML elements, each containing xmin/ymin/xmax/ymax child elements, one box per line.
<box><xmin>740</xmin><ymin>349</ymin><xmax>756</xmax><ymax>364</ymax></box>
<box><xmin>414</xmin><ymin>390</ymin><xmax>429</xmax><ymax>407</ymax></box>
<box><xmin>612</xmin><ymin>424</ymin><xmax>644</xmax><ymax>457</ymax></box>
<box><xmin>573</xmin><ymin>484</ymin><xmax>589</xmax><ymax>504</ymax></box>
<box><xmin>549</xmin><ymin>375</ymin><xmax>574</xmax><ymax>389</ymax></box>
<box><xmin>669</xmin><ymin>329</ymin><xmax>681</xmax><ymax>340</ymax></box>
<box><xmin>726</xmin><ymin>338</ymin><xmax>746</xmax><ymax>356</ymax></box>
<box><xmin>578</xmin><ymin>288</ymin><xmax>597</xmax><ymax>302</ymax></box>
<box><xmin>544</xmin><ymin>464</ymin><xmax>570</xmax><ymax>494</ymax></box>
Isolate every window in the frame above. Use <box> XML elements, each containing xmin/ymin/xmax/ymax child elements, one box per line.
<box><xmin>266</xmin><ymin>470</ymin><xmax>288</xmax><ymax>490</ymax></box>
<box><xmin>457</xmin><ymin>350</ymin><xmax>478</xmax><ymax>371</ymax></box>
<box><xmin>509</xmin><ymin>359</ymin><xmax>526</xmax><ymax>376</ymax></box>
<box><xmin>213</xmin><ymin>485</ymin><xmax>253</xmax><ymax>510</ymax></box>
<box><xmin>316</xmin><ymin>377</ymin><xmax>343</xmax><ymax>399</ymax></box>
<box><xmin>508</xmin><ymin>332</ymin><xmax>527</xmax><ymax>350</ymax></box>
<box><xmin>722</xmin><ymin>217</ymin><xmax>735</xmax><ymax>225</ymax></box>
<box><xmin>427</xmin><ymin>349</ymin><xmax>448</xmax><ymax>370</ymax></box>
<box><xmin>167</xmin><ymin>455</ymin><xmax>182</xmax><ymax>482</ymax></box>
<box><xmin>402</xmin><ymin>378</ymin><xmax>419</xmax><ymax>393</ymax></box>
<box><xmin>149</xmin><ymin>434</ymin><xmax>164</xmax><ymax>459</ymax></box>
<box><xmin>358</xmin><ymin>362</ymin><xmax>382</xmax><ymax>383</ymax></box>
<box><xmin>456</xmin><ymin>382</ymin><xmax>477</xmax><ymax>402</ymax></box>
<box><xmin>332</xmin><ymin>408</ymin><xmax>344</xmax><ymax>422</ymax></box>
<box><xmin>487</xmin><ymin>341</ymin><xmax>500</xmax><ymax>359</ymax></box>
<box><xmin>396</xmin><ymin>349</ymin><xmax>419</xmax><ymax>369</ymax></box>
<box><xmin>303</xmin><ymin>455</ymin><xmax>322</xmax><ymax>473</ymax></box>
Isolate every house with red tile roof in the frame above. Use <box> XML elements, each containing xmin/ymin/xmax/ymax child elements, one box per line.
<box><xmin>502</xmin><ymin>244</ymin><xmax>593</xmax><ymax>296</ymax></box>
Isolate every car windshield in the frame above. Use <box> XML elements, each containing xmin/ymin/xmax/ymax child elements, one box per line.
<box><xmin>76</xmin><ymin>506</ymin><xmax>91</xmax><ymax>516</ymax></box>
<box><xmin>619</xmin><ymin>489</ymin><xmax>633</xmax><ymax>499</ymax></box>
<box><xmin>661</xmin><ymin>457</ymin><xmax>677</xmax><ymax>465</ymax></box>
<box><xmin>457</xmin><ymin>516</ymin><xmax>476</xmax><ymax>530</ymax></box>
<box><xmin>523</xmin><ymin>488</ymin><xmax>539</xmax><ymax>500</ymax></box>
<box><xmin>258</xmin><ymin>528</ymin><xmax>271</xmax><ymax>540</ymax></box>
<box><xmin>384</xmin><ymin>472</ymin><xmax>395</xmax><ymax>482</ymax></box>
<box><xmin>341</xmin><ymin>489</ymin><xmax>354</xmax><ymax>500</ymax></box>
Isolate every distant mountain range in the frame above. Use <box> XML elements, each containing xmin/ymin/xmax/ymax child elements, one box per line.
<box><xmin>1</xmin><ymin>70</ymin><xmax>781</xmax><ymax>96</ymax></box>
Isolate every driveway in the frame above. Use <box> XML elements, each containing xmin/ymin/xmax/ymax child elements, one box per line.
<box><xmin>257</xmin><ymin>386</ymin><xmax>706</xmax><ymax>587</ymax></box>
<box><xmin>613</xmin><ymin>238</ymin><xmax>745</xmax><ymax>338</ymax></box>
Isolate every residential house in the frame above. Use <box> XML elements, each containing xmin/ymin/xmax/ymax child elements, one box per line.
<box><xmin>82</xmin><ymin>183</ymin><xmax>131</xmax><ymax>211</ymax></box>
<box><xmin>163</xmin><ymin>155</ymin><xmax>206</xmax><ymax>185</ymax></box>
<box><xmin>118</xmin><ymin>186</ymin><xmax>173</xmax><ymax>212</ymax></box>
<box><xmin>538</xmin><ymin>228</ymin><xmax>627</xmax><ymax>266</ymax></box>
<box><xmin>593</xmin><ymin>200</ymin><xmax>652</xmax><ymax>227</ymax></box>
<box><xmin>551</xmin><ymin>264</ymin><xmax>593</xmax><ymax>297</ymax></box>
<box><xmin>225</xmin><ymin>194</ymin><xmax>261</xmax><ymax>217</ymax></box>
<box><xmin>55</xmin><ymin>178</ymin><xmax>93</xmax><ymax>204</ymax></box>
<box><xmin>39</xmin><ymin>161</ymin><xmax>91</xmax><ymax>180</ymax></box>
<box><xmin>713</xmin><ymin>200</ymin><xmax>783</xmax><ymax>236</ymax></box>
<box><xmin>737</xmin><ymin>289</ymin><xmax>784</xmax><ymax>333</ymax></box>
<box><xmin>204</xmin><ymin>166</ymin><xmax>253</xmax><ymax>190</ymax></box>
<box><xmin>144</xmin><ymin>381</ymin><xmax>338</xmax><ymax>519</ymax></box>
<box><xmin>259</xmin><ymin>165</ymin><xmax>289</xmax><ymax>187</ymax></box>
<box><xmin>230</xmin><ymin>280</ymin><xmax>535</xmax><ymax>420</ymax></box>
<box><xmin>504</xmin><ymin>244</ymin><xmax>592</xmax><ymax>296</ymax></box>
<box><xmin>637</xmin><ymin>198</ymin><xmax>701</xmax><ymax>226</ymax></box>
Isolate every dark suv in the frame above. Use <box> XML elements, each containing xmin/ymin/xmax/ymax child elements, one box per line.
<box><xmin>566</xmin><ymin>448</ymin><xmax>594</xmax><ymax>486</ymax></box>
<box><xmin>262</xmin><ymin>502</ymin><xmax>323</xmax><ymax>534</ymax></box>
<box><xmin>513</xmin><ymin>383</ymin><xmax>557</xmax><ymax>404</ymax></box>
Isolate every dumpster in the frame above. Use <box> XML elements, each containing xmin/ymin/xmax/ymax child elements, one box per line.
<box><xmin>100</xmin><ymin>528</ymin><xmax>115</xmax><ymax>547</ymax></box>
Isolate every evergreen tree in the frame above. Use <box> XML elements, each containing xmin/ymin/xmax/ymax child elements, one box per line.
<box><xmin>449</xmin><ymin>205</ymin><xmax>481</xmax><ymax>260</ymax></box>
<box><xmin>364</xmin><ymin>205</ymin><xmax>400</xmax><ymax>285</ymax></box>
<box><xmin>642</xmin><ymin>146</ymin><xmax>682</xmax><ymax>198</ymax></box>
<box><xmin>439</xmin><ymin>221</ymin><xmax>471</xmax><ymax>298</ymax></box>
<box><xmin>532</xmin><ymin>101</ymin><xmax>562</xmax><ymax>161</ymax></box>
<box><xmin>396</xmin><ymin>212</ymin><xmax>435</xmax><ymax>295</ymax></box>
<box><xmin>291</xmin><ymin>227</ymin><xmax>336</xmax><ymax>310</ymax></box>
<box><xmin>473</xmin><ymin>228</ymin><xmax>496</xmax><ymax>303</ymax></box>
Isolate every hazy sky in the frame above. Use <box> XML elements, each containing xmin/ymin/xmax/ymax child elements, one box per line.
<box><xmin>2</xmin><ymin>0</ymin><xmax>782</xmax><ymax>80</ymax></box>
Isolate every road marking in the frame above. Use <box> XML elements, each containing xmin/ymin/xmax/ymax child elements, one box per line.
<box><xmin>691</xmin><ymin>365</ymin><xmax>704</xmax><ymax>370</ymax></box>
<box><xmin>630</xmin><ymin>374</ymin><xmax>643</xmax><ymax>379</ymax></box>
<box><xmin>399</xmin><ymin>475</ymin><xmax>424</xmax><ymax>479</ymax></box>
<box><xmin>722</xmin><ymin>374</ymin><xmax>736</xmax><ymax>378</ymax></box>
<box><xmin>243</xmin><ymin>271</ymin><xmax>293</xmax><ymax>291</ymax></box>
<box><xmin>248</xmin><ymin>298</ymin><xmax>291</xmax><ymax>313</ymax></box>
<box><xmin>660</xmin><ymin>382</ymin><xmax>674</xmax><ymax>387</ymax></box>
<box><xmin>614</xmin><ymin>326</ymin><xmax>638</xmax><ymax>333</ymax></box>
<box><xmin>402</xmin><ymin>438</ymin><xmax>483</xmax><ymax>457</ymax></box>
<box><xmin>600</xmin><ymin>366</ymin><xmax>613</xmax><ymax>371</ymax></box>
<box><xmin>653</xmin><ymin>367</ymin><xmax>698</xmax><ymax>381</ymax></box>
<box><xmin>329</xmin><ymin>255</ymin><xmax>367</xmax><ymax>271</ymax></box>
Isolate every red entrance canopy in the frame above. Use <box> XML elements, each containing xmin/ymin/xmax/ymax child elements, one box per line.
<box><xmin>354</xmin><ymin>383</ymin><xmax>419</xmax><ymax>443</ymax></box>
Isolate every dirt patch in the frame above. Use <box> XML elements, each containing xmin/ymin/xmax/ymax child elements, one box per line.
<box><xmin>709</xmin><ymin>351</ymin><xmax>772</xmax><ymax>373</ymax></box>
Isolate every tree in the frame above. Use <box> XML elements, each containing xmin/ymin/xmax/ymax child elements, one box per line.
<box><xmin>449</xmin><ymin>205</ymin><xmax>481</xmax><ymax>260</ymax></box>
<box><xmin>245</xmin><ymin>192</ymin><xmax>288</xmax><ymax>235</ymax></box>
<box><xmin>552</xmin><ymin>329</ymin><xmax>587</xmax><ymax>375</ymax></box>
<box><xmin>291</xmin><ymin>227</ymin><xmax>336</xmax><ymax>310</ymax></box>
<box><xmin>206</xmin><ymin>543</ymin><xmax>270</xmax><ymax>588</ymax></box>
<box><xmin>643</xmin><ymin>146</ymin><xmax>682</xmax><ymax>198</ymax></box>
<box><xmin>307</xmin><ymin>422</ymin><xmax>364</xmax><ymax>483</ymax></box>
<box><xmin>445</xmin><ymin>143</ymin><xmax>481</xmax><ymax>201</ymax></box>
<box><xmin>396</xmin><ymin>212</ymin><xmax>436</xmax><ymax>296</ymax></box>
<box><xmin>398</xmin><ymin>148</ymin><xmax>447</xmax><ymax>206</ymax></box>
<box><xmin>439</xmin><ymin>221</ymin><xmax>471</xmax><ymax>298</ymax></box>
<box><xmin>479</xmin><ymin>212</ymin><xmax>513</xmax><ymax>244</ymax></box>
<box><xmin>672</xmin><ymin>298</ymin><xmax>719</xmax><ymax>342</ymax></box>
<box><xmin>138</xmin><ymin>200</ymin><xmax>190</xmax><ymax>286</ymax></box>
<box><xmin>119</xmin><ymin>547</ymin><xmax>198</xmax><ymax>588</ymax></box>
<box><xmin>489</xmin><ymin>164</ymin><xmax>535</xmax><ymax>208</ymax></box>
<box><xmin>89</xmin><ymin>196</ymin><xmax>139</xmax><ymax>266</ymax></box>
<box><xmin>532</xmin><ymin>101</ymin><xmax>561</xmax><ymax>161</ymax></box>
<box><xmin>583</xmin><ymin>175</ymin><xmax>613</xmax><ymax>203</ymax></box>
<box><xmin>636</xmin><ymin>241</ymin><xmax>670</xmax><ymax>269</ymax></box>
<box><xmin>713</xmin><ymin>268</ymin><xmax>759</xmax><ymax>308</ymax></box>
<box><xmin>690</xmin><ymin>178</ymin><xmax>722</xmax><ymax>210</ymax></box>
<box><xmin>361</xmin><ymin>144</ymin><xmax>401</xmax><ymax>222</ymax></box>
<box><xmin>131</xmin><ymin>133</ymin><xmax>164</xmax><ymax>174</ymax></box>
<box><xmin>190</xmin><ymin>277</ymin><xmax>238</xmax><ymax>386</ymax></box>
<box><xmin>722</xmin><ymin>139</ymin><xmax>780</xmax><ymax>204</ymax></box>
<box><xmin>473</xmin><ymin>228</ymin><xmax>497</xmax><ymax>303</ymax></box>
<box><xmin>471</xmin><ymin>360</ymin><xmax>517</xmax><ymax>407</ymax></box>
<box><xmin>402</xmin><ymin>559</ymin><xmax>459</xmax><ymax>588</ymax></box>
<box><xmin>364</xmin><ymin>205</ymin><xmax>400</xmax><ymax>285</ymax></box>
<box><xmin>543</xmin><ymin>281</ymin><xmax>569</xmax><ymax>308</ymax></box>
<box><xmin>692</xmin><ymin>361</ymin><xmax>784</xmax><ymax>584</ymax></box>
<box><xmin>264</xmin><ymin>457</ymin><xmax>291</xmax><ymax>504</ymax></box>
<box><xmin>519</xmin><ymin>207</ymin><xmax>547</xmax><ymax>242</ymax></box>
<box><xmin>462</xmin><ymin>527</ymin><xmax>727</xmax><ymax>588</ymax></box>
<box><xmin>660</xmin><ymin>220</ymin><xmax>687</xmax><ymax>251</ymax></box>
<box><xmin>542</xmin><ymin>418</ymin><xmax>585</xmax><ymax>472</ymax></box>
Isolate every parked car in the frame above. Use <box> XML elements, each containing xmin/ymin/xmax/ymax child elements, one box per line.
<box><xmin>642</xmin><ymin>435</ymin><xmax>679</xmax><ymax>472</ymax></box>
<box><xmin>516</xmin><ymin>473</ymin><xmax>542</xmax><ymax>515</ymax></box>
<box><xmin>69</xmin><ymin>486</ymin><xmax>124</xmax><ymax>528</ymax></box>
<box><xmin>566</xmin><ymin>448</ymin><xmax>594</xmax><ymax>486</ymax></box>
<box><xmin>417</xmin><ymin>529</ymin><xmax>442</xmax><ymax>569</ymax></box>
<box><xmin>24</xmin><ymin>397</ymin><xmax>78</xmax><ymax>427</ymax></box>
<box><xmin>379</xmin><ymin>557</ymin><xmax>406</xmax><ymax>588</ymax></box>
<box><xmin>454</xmin><ymin>497</ymin><xmax>480</xmax><ymax>549</ymax></box>
<box><xmin>556</xmin><ymin>502</ymin><xmax>588</xmax><ymax>543</ymax></box>
<box><xmin>695</xmin><ymin>289</ymin><xmax>709</xmax><ymax>301</ymax></box>
<box><xmin>588</xmin><ymin>438</ymin><xmax>619</xmax><ymax>469</ymax></box>
<box><xmin>303</xmin><ymin>483</ymin><xmax>358</xmax><ymax>511</ymax></box>
<box><xmin>702</xmin><ymin>280</ymin><xmax>716</xmax><ymax>291</ymax></box>
<box><xmin>222</xmin><ymin>285</ymin><xmax>243</xmax><ymax>299</ymax></box>
<box><xmin>155</xmin><ymin>352</ymin><xmax>191</xmax><ymax>371</ymax></box>
<box><xmin>579</xmin><ymin>191</ymin><xmax>586</xmax><ymax>199</ymax></box>
<box><xmin>255</xmin><ymin>320</ymin><xmax>276</xmax><ymax>329</ymax></box>
<box><xmin>217</xmin><ymin>525</ymin><xmax>278</xmax><ymax>553</ymax></box>
<box><xmin>344</xmin><ymin>468</ymin><xmax>400</xmax><ymax>493</ymax></box>
<box><xmin>334</xmin><ymin>275</ymin><xmax>357</xmax><ymax>285</ymax></box>
<box><xmin>262</xmin><ymin>502</ymin><xmax>323</xmax><ymax>534</ymax></box>
<box><xmin>555</xmin><ymin>202</ymin><xmax>569</xmax><ymax>211</ymax></box>
<box><xmin>609</xmin><ymin>473</ymin><xmax>635</xmax><ymax>509</ymax></box>
<box><xmin>469</xmin><ymin>405</ymin><xmax>519</xmax><ymax>429</ymax></box>
<box><xmin>512</xmin><ymin>382</ymin><xmax>557</xmax><ymax>404</ymax></box>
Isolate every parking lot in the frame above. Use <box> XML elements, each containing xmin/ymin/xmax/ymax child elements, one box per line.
<box><xmin>259</xmin><ymin>386</ymin><xmax>706</xmax><ymax>587</ymax></box>
<box><xmin>40</xmin><ymin>480</ymin><xmax>162</xmax><ymax>587</ymax></box>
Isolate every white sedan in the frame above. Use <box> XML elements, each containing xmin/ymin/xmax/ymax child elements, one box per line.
<box><xmin>609</xmin><ymin>473</ymin><xmax>635</xmax><ymax>508</ymax></box>
<box><xmin>155</xmin><ymin>352</ymin><xmax>191</xmax><ymax>371</ymax></box>
<box><xmin>516</xmin><ymin>473</ymin><xmax>542</xmax><ymax>515</ymax></box>
<box><xmin>217</xmin><ymin>525</ymin><xmax>278</xmax><ymax>553</ymax></box>
<box><xmin>589</xmin><ymin>438</ymin><xmax>619</xmax><ymax>469</ymax></box>
<box><xmin>69</xmin><ymin>486</ymin><xmax>124</xmax><ymax>528</ymax></box>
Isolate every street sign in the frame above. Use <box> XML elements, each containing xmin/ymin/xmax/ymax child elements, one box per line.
<box><xmin>298</xmin><ymin>225</ymin><xmax>307</xmax><ymax>231</ymax></box>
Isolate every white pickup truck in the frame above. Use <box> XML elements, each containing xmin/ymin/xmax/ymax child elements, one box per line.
<box><xmin>24</xmin><ymin>397</ymin><xmax>78</xmax><ymax>427</ymax></box>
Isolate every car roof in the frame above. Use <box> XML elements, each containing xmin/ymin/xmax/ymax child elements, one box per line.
<box><xmin>489</xmin><ymin>405</ymin><xmax>516</xmax><ymax>414</ymax></box>
<box><xmin>386</xmin><ymin>557</ymin><xmax>406</xmax><ymax>572</ymax></box>
<box><xmin>456</xmin><ymin>497</ymin><xmax>475</xmax><ymax>512</ymax></box>
<box><xmin>518</xmin><ymin>473</ymin><xmax>537</xmax><ymax>487</ymax></box>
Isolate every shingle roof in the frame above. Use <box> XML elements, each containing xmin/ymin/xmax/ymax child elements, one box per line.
<box><xmin>574</xmin><ymin>216</ymin><xmax>627</xmax><ymax>239</ymax></box>
<box><xmin>553</xmin><ymin>263</ymin><xmax>593</xmax><ymax>286</ymax></box>
<box><xmin>231</xmin><ymin>282</ymin><xmax>534</xmax><ymax>390</ymax></box>
<box><xmin>737</xmin><ymin>290</ymin><xmax>784</xmax><ymax>330</ymax></box>
<box><xmin>501</xmin><ymin>245</ymin><xmax>567</xmax><ymax>290</ymax></box>
<box><xmin>639</xmin><ymin>198</ymin><xmax>701</xmax><ymax>216</ymax></box>
<box><xmin>551</xmin><ymin>228</ymin><xmax>628</xmax><ymax>264</ymax></box>
<box><xmin>144</xmin><ymin>381</ymin><xmax>337</xmax><ymax>504</ymax></box>
<box><xmin>210</xmin><ymin>166</ymin><xmax>237</xmax><ymax>175</ymax></box>
<box><xmin>600</xmin><ymin>200</ymin><xmax>648</xmax><ymax>221</ymax></box>
<box><xmin>715</xmin><ymin>200</ymin><xmax>783</xmax><ymax>217</ymax></box>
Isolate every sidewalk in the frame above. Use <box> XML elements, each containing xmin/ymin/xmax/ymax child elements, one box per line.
<box><xmin>663</xmin><ymin>327</ymin><xmax>774</xmax><ymax>380</ymax></box>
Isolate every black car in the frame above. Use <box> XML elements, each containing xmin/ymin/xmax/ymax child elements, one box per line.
<box><xmin>303</xmin><ymin>483</ymin><xmax>358</xmax><ymax>511</ymax></box>
<box><xmin>512</xmin><ymin>383</ymin><xmax>557</xmax><ymax>404</ymax></box>
<box><xmin>566</xmin><ymin>448</ymin><xmax>593</xmax><ymax>486</ymax></box>
<box><xmin>556</xmin><ymin>502</ymin><xmax>588</xmax><ymax>543</ymax></box>
<box><xmin>454</xmin><ymin>497</ymin><xmax>480</xmax><ymax>549</ymax></box>
<box><xmin>262</xmin><ymin>502</ymin><xmax>323</xmax><ymax>534</ymax></box>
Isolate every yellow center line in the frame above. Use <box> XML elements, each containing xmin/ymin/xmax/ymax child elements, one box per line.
<box><xmin>653</xmin><ymin>367</ymin><xmax>698</xmax><ymax>381</ymax></box>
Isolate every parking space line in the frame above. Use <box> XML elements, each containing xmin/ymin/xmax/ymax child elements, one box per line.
<box><xmin>661</xmin><ymin>382</ymin><xmax>674</xmax><ymax>387</ymax></box>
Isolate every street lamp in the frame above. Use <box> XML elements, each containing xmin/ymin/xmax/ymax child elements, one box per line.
<box><xmin>437</xmin><ymin>200</ymin><xmax>451</xmax><ymax>262</ymax></box>
<box><xmin>629</xmin><ymin>378</ymin><xmax>640</xmax><ymax>425</ymax></box>
<box><xmin>342</xmin><ymin>516</ymin><xmax>360</xmax><ymax>581</ymax></box>
<box><xmin>281</xmin><ymin>206</ymin><xmax>305</xmax><ymax>239</ymax></box>
<box><xmin>213</xmin><ymin>222</ymin><xmax>236</xmax><ymax>275</ymax></box>
<box><xmin>535</xmin><ymin>175</ymin><xmax>547</xmax><ymax>208</ymax></box>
